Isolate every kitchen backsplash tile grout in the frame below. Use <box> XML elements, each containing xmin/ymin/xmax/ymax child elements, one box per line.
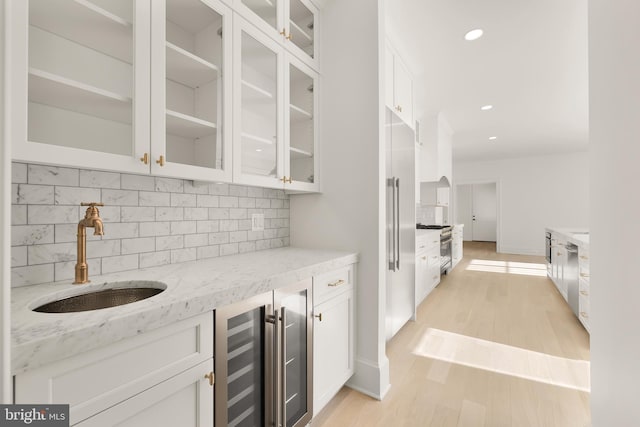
<box><xmin>11</xmin><ymin>162</ymin><xmax>290</xmax><ymax>287</ymax></box>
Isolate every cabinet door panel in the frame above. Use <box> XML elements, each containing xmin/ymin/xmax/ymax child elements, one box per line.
<box><xmin>285</xmin><ymin>55</ymin><xmax>318</xmax><ymax>191</ymax></box>
<box><xmin>285</xmin><ymin>0</ymin><xmax>318</xmax><ymax>69</ymax></box>
<box><xmin>76</xmin><ymin>359</ymin><xmax>214</xmax><ymax>427</ymax></box>
<box><xmin>233</xmin><ymin>16</ymin><xmax>285</xmax><ymax>189</ymax></box>
<box><xmin>393</xmin><ymin>56</ymin><xmax>413</xmax><ymax>126</ymax></box>
<box><xmin>151</xmin><ymin>0</ymin><xmax>232</xmax><ymax>181</ymax></box>
<box><xmin>10</xmin><ymin>0</ymin><xmax>149</xmax><ymax>174</ymax></box>
<box><xmin>313</xmin><ymin>290</ymin><xmax>354</xmax><ymax>415</ymax></box>
<box><xmin>385</xmin><ymin>45</ymin><xmax>394</xmax><ymax>110</ymax></box>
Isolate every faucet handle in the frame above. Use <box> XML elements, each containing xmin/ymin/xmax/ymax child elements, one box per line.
<box><xmin>81</xmin><ymin>202</ymin><xmax>104</xmax><ymax>207</ymax></box>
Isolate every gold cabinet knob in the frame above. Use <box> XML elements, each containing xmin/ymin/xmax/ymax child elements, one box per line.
<box><xmin>280</xmin><ymin>176</ymin><xmax>292</xmax><ymax>184</ymax></box>
<box><xmin>140</xmin><ymin>153</ymin><xmax>149</xmax><ymax>164</ymax></box>
<box><xmin>421</xmin><ymin>256</ymin><xmax>427</xmax><ymax>260</ymax></box>
<box><xmin>314</xmin><ymin>313</ymin><xmax>322</xmax><ymax>322</ymax></box>
<box><xmin>204</xmin><ymin>371</ymin><xmax>214</xmax><ymax>386</ymax></box>
<box><xmin>156</xmin><ymin>155</ymin><xmax>165</xmax><ymax>167</ymax></box>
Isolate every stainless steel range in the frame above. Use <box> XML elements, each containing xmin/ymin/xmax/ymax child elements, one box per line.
<box><xmin>417</xmin><ymin>224</ymin><xmax>453</xmax><ymax>274</ymax></box>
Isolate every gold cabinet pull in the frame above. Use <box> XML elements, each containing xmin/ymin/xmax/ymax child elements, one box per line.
<box><xmin>156</xmin><ymin>155</ymin><xmax>165</xmax><ymax>167</ymax></box>
<box><xmin>421</xmin><ymin>256</ymin><xmax>427</xmax><ymax>260</ymax></box>
<box><xmin>328</xmin><ymin>279</ymin><xmax>345</xmax><ymax>287</ymax></box>
<box><xmin>280</xmin><ymin>28</ymin><xmax>287</xmax><ymax>36</ymax></box>
<box><xmin>579</xmin><ymin>255</ymin><xmax>589</xmax><ymax>260</ymax></box>
<box><xmin>204</xmin><ymin>371</ymin><xmax>214</xmax><ymax>386</ymax></box>
<box><xmin>580</xmin><ymin>311</ymin><xmax>589</xmax><ymax>319</ymax></box>
<box><xmin>314</xmin><ymin>313</ymin><xmax>322</xmax><ymax>322</ymax></box>
<box><xmin>580</xmin><ymin>290</ymin><xmax>589</xmax><ymax>296</ymax></box>
<box><xmin>280</xmin><ymin>176</ymin><xmax>292</xmax><ymax>184</ymax></box>
<box><xmin>140</xmin><ymin>153</ymin><xmax>149</xmax><ymax>164</ymax></box>
<box><xmin>580</xmin><ymin>272</ymin><xmax>590</xmax><ymax>278</ymax></box>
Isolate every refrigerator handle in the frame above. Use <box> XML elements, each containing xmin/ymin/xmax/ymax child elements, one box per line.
<box><xmin>280</xmin><ymin>307</ymin><xmax>287</xmax><ymax>427</ymax></box>
<box><xmin>389</xmin><ymin>178</ymin><xmax>397</xmax><ymax>271</ymax></box>
<box><xmin>396</xmin><ymin>178</ymin><xmax>400</xmax><ymax>270</ymax></box>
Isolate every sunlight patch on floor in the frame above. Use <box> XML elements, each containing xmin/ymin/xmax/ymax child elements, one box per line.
<box><xmin>466</xmin><ymin>259</ymin><xmax>548</xmax><ymax>277</ymax></box>
<box><xmin>413</xmin><ymin>328</ymin><xmax>590</xmax><ymax>392</ymax></box>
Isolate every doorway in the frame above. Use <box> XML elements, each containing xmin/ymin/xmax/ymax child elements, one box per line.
<box><xmin>456</xmin><ymin>183</ymin><xmax>497</xmax><ymax>243</ymax></box>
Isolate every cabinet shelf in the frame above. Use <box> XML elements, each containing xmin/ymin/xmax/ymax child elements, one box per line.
<box><xmin>242</xmin><ymin>132</ymin><xmax>275</xmax><ymax>145</ymax></box>
<box><xmin>30</xmin><ymin>0</ymin><xmax>133</xmax><ymax>63</ymax></box>
<box><xmin>166</xmin><ymin>42</ymin><xmax>219</xmax><ymax>88</ymax></box>
<box><xmin>290</xmin><ymin>104</ymin><xmax>312</xmax><ymax>121</ymax></box>
<box><xmin>290</xmin><ymin>147</ymin><xmax>312</xmax><ymax>159</ymax></box>
<box><xmin>242</xmin><ymin>80</ymin><xmax>274</xmax><ymax>99</ymax></box>
<box><xmin>166</xmin><ymin>109</ymin><xmax>217</xmax><ymax>139</ymax></box>
<box><xmin>29</xmin><ymin>68</ymin><xmax>132</xmax><ymax>124</ymax></box>
<box><xmin>289</xmin><ymin>20</ymin><xmax>313</xmax><ymax>44</ymax></box>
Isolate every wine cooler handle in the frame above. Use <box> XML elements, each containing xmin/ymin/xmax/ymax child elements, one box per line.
<box><xmin>273</xmin><ymin>310</ymin><xmax>279</xmax><ymax>427</ymax></box>
<box><xmin>280</xmin><ymin>307</ymin><xmax>287</xmax><ymax>427</ymax></box>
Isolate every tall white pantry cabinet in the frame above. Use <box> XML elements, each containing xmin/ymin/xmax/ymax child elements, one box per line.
<box><xmin>8</xmin><ymin>0</ymin><xmax>320</xmax><ymax>192</ymax></box>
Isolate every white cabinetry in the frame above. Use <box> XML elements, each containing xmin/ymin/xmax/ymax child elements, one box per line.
<box><xmin>313</xmin><ymin>265</ymin><xmax>355</xmax><ymax>416</ymax></box>
<box><xmin>418</xmin><ymin>113</ymin><xmax>452</xmax><ymax>184</ymax></box>
<box><xmin>233</xmin><ymin>15</ymin><xmax>319</xmax><ymax>191</ymax></box>
<box><xmin>550</xmin><ymin>236</ymin><xmax>568</xmax><ymax>300</ymax></box>
<box><xmin>578</xmin><ymin>248</ymin><xmax>590</xmax><ymax>333</ymax></box>
<box><xmin>14</xmin><ymin>313</ymin><xmax>214</xmax><ymax>426</ymax></box>
<box><xmin>385</xmin><ymin>42</ymin><xmax>413</xmax><ymax>127</ymax></box>
<box><xmin>234</xmin><ymin>0</ymin><xmax>319</xmax><ymax>69</ymax></box>
<box><xmin>415</xmin><ymin>231</ymin><xmax>440</xmax><ymax>307</ymax></box>
<box><xmin>452</xmin><ymin>224</ymin><xmax>463</xmax><ymax>269</ymax></box>
<box><xmin>10</xmin><ymin>0</ymin><xmax>233</xmax><ymax>182</ymax></box>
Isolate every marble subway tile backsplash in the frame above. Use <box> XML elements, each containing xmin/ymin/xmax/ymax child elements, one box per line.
<box><xmin>11</xmin><ymin>163</ymin><xmax>290</xmax><ymax>287</ymax></box>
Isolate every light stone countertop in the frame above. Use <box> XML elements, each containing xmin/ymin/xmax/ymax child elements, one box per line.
<box><xmin>12</xmin><ymin>247</ymin><xmax>358</xmax><ymax>374</ymax></box>
<box><xmin>546</xmin><ymin>227</ymin><xmax>590</xmax><ymax>249</ymax></box>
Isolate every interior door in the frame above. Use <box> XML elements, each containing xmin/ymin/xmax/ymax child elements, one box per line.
<box><xmin>455</xmin><ymin>184</ymin><xmax>473</xmax><ymax>241</ymax></box>
<box><xmin>472</xmin><ymin>183</ymin><xmax>497</xmax><ymax>242</ymax></box>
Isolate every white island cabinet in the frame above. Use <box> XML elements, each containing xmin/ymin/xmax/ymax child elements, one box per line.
<box><xmin>14</xmin><ymin>312</ymin><xmax>214</xmax><ymax>426</ymax></box>
<box><xmin>312</xmin><ymin>265</ymin><xmax>355</xmax><ymax>416</ymax></box>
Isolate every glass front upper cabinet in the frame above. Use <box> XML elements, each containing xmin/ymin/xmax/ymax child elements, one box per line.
<box><xmin>11</xmin><ymin>0</ymin><xmax>149</xmax><ymax>173</ymax></box>
<box><xmin>233</xmin><ymin>16</ymin><xmax>284</xmax><ymax>188</ymax></box>
<box><xmin>286</xmin><ymin>58</ymin><xmax>317</xmax><ymax>190</ymax></box>
<box><xmin>151</xmin><ymin>0</ymin><xmax>232</xmax><ymax>181</ymax></box>
<box><xmin>236</xmin><ymin>0</ymin><xmax>318</xmax><ymax>69</ymax></box>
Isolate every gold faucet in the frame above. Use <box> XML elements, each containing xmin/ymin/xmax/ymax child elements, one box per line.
<box><xmin>74</xmin><ymin>202</ymin><xmax>105</xmax><ymax>284</ymax></box>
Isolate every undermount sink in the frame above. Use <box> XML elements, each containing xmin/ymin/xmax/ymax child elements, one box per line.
<box><xmin>33</xmin><ymin>281</ymin><xmax>167</xmax><ymax>314</ymax></box>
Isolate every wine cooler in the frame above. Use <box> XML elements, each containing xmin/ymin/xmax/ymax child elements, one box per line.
<box><xmin>215</xmin><ymin>279</ymin><xmax>313</xmax><ymax>427</ymax></box>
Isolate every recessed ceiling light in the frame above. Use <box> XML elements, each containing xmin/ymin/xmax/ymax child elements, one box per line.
<box><xmin>465</xmin><ymin>29</ymin><xmax>484</xmax><ymax>41</ymax></box>
<box><xmin>481</xmin><ymin>105</ymin><xmax>493</xmax><ymax>111</ymax></box>
<box><xmin>256</xmin><ymin>149</ymin><xmax>262</xmax><ymax>152</ymax></box>
<box><xmin>489</xmin><ymin>136</ymin><xmax>497</xmax><ymax>141</ymax></box>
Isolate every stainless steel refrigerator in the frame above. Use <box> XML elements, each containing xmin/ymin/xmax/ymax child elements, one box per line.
<box><xmin>385</xmin><ymin>107</ymin><xmax>417</xmax><ymax>341</ymax></box>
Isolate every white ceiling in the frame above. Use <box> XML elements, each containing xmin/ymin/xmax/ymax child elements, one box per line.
<box><xmin>385</xmin><ymin>0</ymin><xmax>589</xmax><ymax>162</ymax></box>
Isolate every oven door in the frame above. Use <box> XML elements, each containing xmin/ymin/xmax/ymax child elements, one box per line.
<box><xmin>440</xmin><ymin>237</ymin><xmax>452</xmax><ymax>274</ymax></box>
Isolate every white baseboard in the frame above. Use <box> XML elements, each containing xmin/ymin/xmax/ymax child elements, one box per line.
<box><xmin>345</xmin><ymin>357</ymin><xmax>390</xmax><ymax>401</ymax></box>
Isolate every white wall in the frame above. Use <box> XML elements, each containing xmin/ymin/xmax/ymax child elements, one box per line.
<box><xmin>454</xmin><ymin>152</ymin><xmax>589</xmax><ymax>255</ymax></box>
<box><xmin>1</xmin><ymin>0</ymin><xmax>11</xmax><ymax>403</ymax></box>
<box><xmin>289</xmin><ymin>0</ymin><xmax>389</xmax><ymax>399</ymax></box>
<box><xmin>589</xmin><ymin>0</ymin><xmax>640</xmax><ymax>423</ymax></box>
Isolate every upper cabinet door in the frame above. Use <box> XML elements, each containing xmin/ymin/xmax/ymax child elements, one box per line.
<box><xmin>150</xmin><ymin>0</ymin><xmax>233</xmax><ymax>181</ymax></box>
<box><xmin>385</xmin><ymin>44</ymin><xmax>394</xmax><ymax>111</ymax></box>
<box><xmin>393</xmin><ymin>56</ymin><xmax>413</xmax><ymax>127</ymax></box>
<box><xmin>9</xmin><ymin>0</ymin><xmax>150</xmax><ymax>174</ymax></box>
<box><xmin>235</xmin><ymin>0</ymin><xmax>318</xmax><ymax>70</ymax></box>
<box><xmin>233</xmin><ymin>16</ymin><xmax>285</xmax><ymax>189</ymax></box>
<box><xmin>284</xmin><ymin>0</ymin><xmax>318</xmax><ymax>69</ymax></box>
<box><xmin>284</xmin><ymin>54</ymin><xmax>318</xmax><ymax>192</ymax></box>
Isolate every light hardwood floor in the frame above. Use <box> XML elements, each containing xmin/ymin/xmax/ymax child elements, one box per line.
<box><xmin>312</xmin><ymin>242</ymin><xmax>591</xmax><ymax>427</ymax></box>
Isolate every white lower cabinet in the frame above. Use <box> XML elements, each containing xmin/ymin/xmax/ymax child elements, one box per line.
<box><xmin>14</xmin><ymin>312</ymin><xmax>214</xmax><ymax>426</ymax></box>
<box><xmin>578</xmin><ymin>248</ymin><xmax>590</xmax><ymax>333</ymax></box>
<box><xmin>415</xmin><ymin>232</ymin><xmax>440</xmax><ymax>307</ymax></box>
<box><xmin>452</xmin><ymin>225</ymin><xmax>463</xmax><ymax>269</ymax></box>
<box><xmin>312</xmin><ymin>265</ymin><xmax>355</xmax><ymax>416</ymax></box>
